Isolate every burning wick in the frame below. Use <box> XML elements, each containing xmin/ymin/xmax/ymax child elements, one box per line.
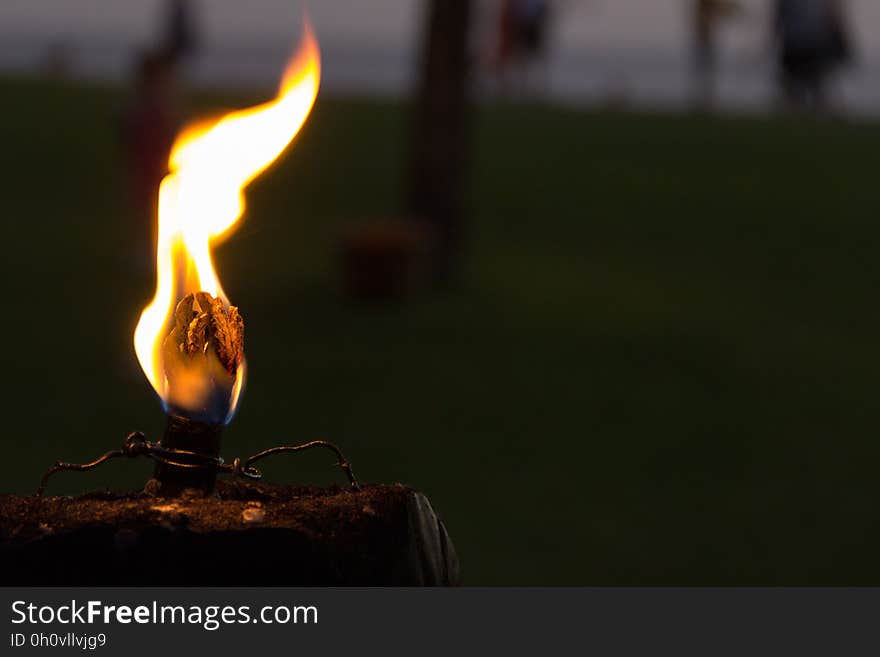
<box><xmin>37</xmin><ymin>18</ymin><xmax>360</xmax><ymax>497</ymax></box>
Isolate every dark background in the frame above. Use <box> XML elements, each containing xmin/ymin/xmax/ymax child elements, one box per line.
<box><xmin>3</xmin><ymin>1</ymin><xmax>880</xmax><ymax>584</ymax></box>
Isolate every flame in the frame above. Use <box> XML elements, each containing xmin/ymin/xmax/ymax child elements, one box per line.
<box><xmin>134</xmin><ymin>20</ymin><xmax>321</xmax><ymax>423</ymax></box>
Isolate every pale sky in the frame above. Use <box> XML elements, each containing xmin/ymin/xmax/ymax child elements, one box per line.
<box><xmin>0</xmin><ymin>0</ymin><xmax>422</xmax><ymax>45</ymax></box>
<box><xmin>1</xmin><ymin>1</ymin><xmax>878</xmax><ymax>54</ymax></box>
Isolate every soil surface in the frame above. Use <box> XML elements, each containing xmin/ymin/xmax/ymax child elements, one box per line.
<box><xmin>0</xmin><ymin>482</ymin><xmax>458</xmax><ymax>586</ymax></box>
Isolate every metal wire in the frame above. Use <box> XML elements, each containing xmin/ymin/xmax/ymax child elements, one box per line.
<box><xmin>246</xmin><ymin>441</ymin><xmax>361</xmax><ymax>491</ymax></box>
<box><xmin>37</xmin><ymin>431</ymin><xmax>360</xmax><ymax>496</ymax></box>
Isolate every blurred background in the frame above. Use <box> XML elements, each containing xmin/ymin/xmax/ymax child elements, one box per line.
<box><xmin>3</xmin><ymin>0</ymin><xmax>880</xmax><ymax>584</ymax></box>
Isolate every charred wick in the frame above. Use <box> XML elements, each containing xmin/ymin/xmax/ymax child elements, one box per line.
<box><xmin>37</xmin><ymin>292</ymin><xmax>360</xmax><ymax>497</ymax></box>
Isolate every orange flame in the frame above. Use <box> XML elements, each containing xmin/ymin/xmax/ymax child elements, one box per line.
<box><xmin>134</xmin><ymin>20</ymin><xmax>321</xmax><ymax>422</ymax></box>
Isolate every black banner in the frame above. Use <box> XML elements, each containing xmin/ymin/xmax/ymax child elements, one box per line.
<box><xmin>1</xmin><ymin>588</ymin><xmax>876</xmax><ymax>655</ymax></box>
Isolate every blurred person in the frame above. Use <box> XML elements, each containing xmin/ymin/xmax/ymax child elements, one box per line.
<box><xmin>774</xmin><ymin>0</ymin><xmax>853</xmax><ymax>110</ymax></box>
<box><xmin>492</xmin><ymin>0</ymin><xmax>522</xmax><ymax>90</ymax></box>
<box><xmin>163</xmin><ymin>0</ymin><xmax>199</xmax><ymax>62</ymax></box>
<box><xmin>493</xmin><ymin>0</ymin><xmax>554</xmax><ymax>95</ymax></box>
<box><xmin>494</xmin><ymin>0</ymin><xmax>518</xmax><ymax>79</ymax></box>
<box><xmin>119</xmin><ymin>51</ymin><xmax>181</xmax><ymax>276</ymax></box>
<box><xmin>692</xmin><ymin>0</ymin><xmax>742</xmax><ymax>108</ymax></box>
<box><xmin>517</xmin><ymin>0</ymin><xmax>551</xmax><ymax>63</ymax></box>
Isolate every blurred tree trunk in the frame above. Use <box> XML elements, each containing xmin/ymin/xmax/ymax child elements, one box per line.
<box><xmin>409</xmin><ymin>0</ymin><xmax>473</xmax><ymax>286</ymax></box>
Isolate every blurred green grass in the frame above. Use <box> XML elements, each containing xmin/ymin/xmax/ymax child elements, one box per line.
<box><xmin>4</xmin><ymin>76</ymin><xmax>880</xmax><ymax>584</ymax></box>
